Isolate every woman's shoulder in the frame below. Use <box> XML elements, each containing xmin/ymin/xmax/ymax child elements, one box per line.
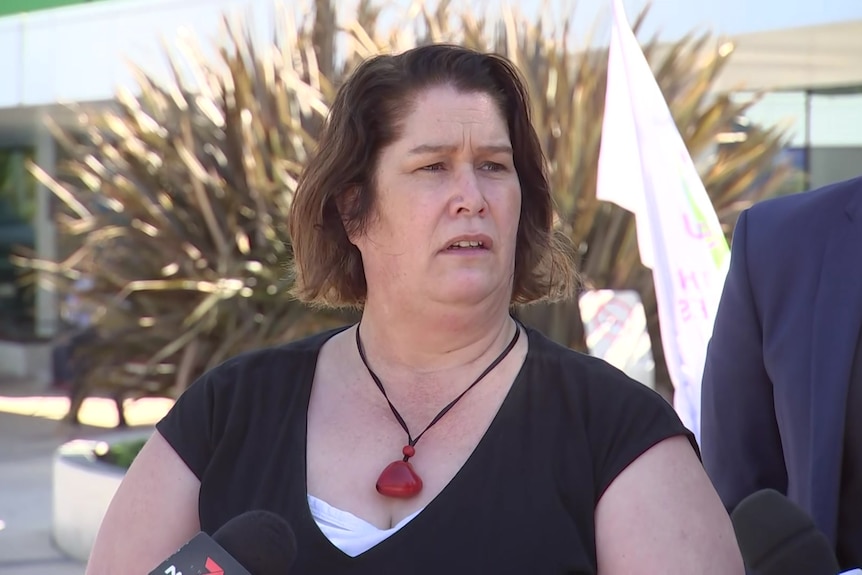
<box><xmin>183</xmin><ymin>325</ymin><xmax>350</xmax><ymax>405</ymax></box>
<box><xmin>525</xmin><ymin>325</ymin><xmax>658</xmax><ymax>399</ymax></box>
<box><xmin>523</xmin><ymin>326</ymin><xmax>697</xmax><ymax>499</ymax></box>
<box><xmin>155</xmin><ymin>326</ymin><xmax>351</xmax><ymax>478</ymax></box>
<box><xmin>523</xmin><ymin>324</ymin><xmax>692</xmax><ymax>445</ymax></box>
<box><xmin>207</xmin><ymin>325</ymin><xmax>349</xmax><ymax>380</ymax></box>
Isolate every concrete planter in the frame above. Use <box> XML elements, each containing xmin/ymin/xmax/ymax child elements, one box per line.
<box><xmin>52</xmin><ymin>430</ymin><xmax>150</xmax><ymax>562</ymax></box>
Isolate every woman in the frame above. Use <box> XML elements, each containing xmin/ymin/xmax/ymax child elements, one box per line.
<box><xmin>86</xmin><ymin>44</ymin><xmax>743</xmax><ymax>574</ymax></box>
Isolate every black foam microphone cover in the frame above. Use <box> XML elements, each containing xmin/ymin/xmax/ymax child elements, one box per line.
<box><xmin>730</xmin><ymin>489</ymin><xmax>839</xmax><ymax>575</ymax></box>
<box><xmin>212</xmin><ymin>510</ymin><xmax>298</xmax><ymax>574</ymax></box>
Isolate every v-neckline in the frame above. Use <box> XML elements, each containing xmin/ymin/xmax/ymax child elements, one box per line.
<box><xmin>296</xmin><ymin>323</ymin><xmax>533</xmax><ymax>562</ymax></box>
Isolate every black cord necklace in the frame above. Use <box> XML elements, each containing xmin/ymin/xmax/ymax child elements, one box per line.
<box><xmin>355</xmin><ymin>321</ymin><xmax>521</xmax><ymax>499</ymax></box>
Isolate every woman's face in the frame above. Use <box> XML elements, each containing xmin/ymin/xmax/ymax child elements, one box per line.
<box><xmin>352</xmin><ymin>84</ymin><xmax>522</xmax><ymax>310</ymax></box>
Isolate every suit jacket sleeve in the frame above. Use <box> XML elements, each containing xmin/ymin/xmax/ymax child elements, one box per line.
<box><xmin>701</xmin><ymin>209</ymin><xmax>788</xmax><ymax>512</ymax></box>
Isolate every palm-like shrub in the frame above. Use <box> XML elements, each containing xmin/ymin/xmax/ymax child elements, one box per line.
<box><xmin>20</xmin><ymin>0</ymin><xmax>788</xmax><ymax>419</ymax></box>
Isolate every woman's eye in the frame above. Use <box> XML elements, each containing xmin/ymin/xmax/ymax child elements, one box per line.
<box><xmin>481</xmin><ymin>162</ymin><xmax>506</xmax><ymax>172</ymax></box>
<box><xmin>417</xmin><ymin>161</ymin><xmax>507</xmax><ymax>172</ymax></box>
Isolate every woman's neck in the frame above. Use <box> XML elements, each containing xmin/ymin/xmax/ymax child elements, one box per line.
<box><xmin>356</xmin><ymin>300</ymin><xmax>516</xmax><ymax>382</ymax></box>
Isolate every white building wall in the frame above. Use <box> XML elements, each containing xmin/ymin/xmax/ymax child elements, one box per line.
<box><xmin>0</xmin><ymin>0</ymin><xmax>304</xmax><ymax>110</ymax></box>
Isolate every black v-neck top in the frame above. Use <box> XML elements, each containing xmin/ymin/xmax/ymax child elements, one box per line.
<box><xmin>156</xmin><ymin>325</ymin><xmax>696</xmax><ymax>574</ymax></box>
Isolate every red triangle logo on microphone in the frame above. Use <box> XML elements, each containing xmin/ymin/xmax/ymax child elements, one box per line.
<box><xmin>204</xmin><ymin>557</ymin><xmax>224</xmax><ymax>575</ymax></box>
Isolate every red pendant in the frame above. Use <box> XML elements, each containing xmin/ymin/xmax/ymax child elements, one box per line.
<box><xmin>376</xmin><ymin>460</ymin><xmax>423</xmax><ymax>498</ymax></box>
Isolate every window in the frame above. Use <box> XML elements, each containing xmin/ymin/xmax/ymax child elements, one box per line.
<box><xmin>0</xmin><ymin>147</ymin><xmax>37</xmax><ymax>339</ymax></box>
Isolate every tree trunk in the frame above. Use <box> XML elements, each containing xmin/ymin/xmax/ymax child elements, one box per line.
<box><xmin>634</xmin><ymin>274</ymin><xmax>674</xmax><ymax>404</ymax></box>
<box><xmin>515</xmin><ymin>297</ymin><xmax>588</xmax><ymax>353</ymax></box>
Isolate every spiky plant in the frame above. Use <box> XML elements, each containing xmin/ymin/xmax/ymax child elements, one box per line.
<box><xmin>20</xmin><ymin>0</ymin><xmax>788</xmax><ymax>419</ymax></box>
<box><xmin>21</xmin><ymin>3</ymin><xmax>356</xmax><ymax>419</ymax></box>
<box><xmin>394</xmin><ymin>1</ymin><xmax>790</xmax><ymax>398</ymax></box>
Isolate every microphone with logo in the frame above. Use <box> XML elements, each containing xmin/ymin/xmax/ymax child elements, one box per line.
<box><xmin>147</xmin><ymin>510</ymin><xmax>297</xmax><ymax>575</ymax></box>
<box><xmin>730</xmin><ymin>489</ymin><xmax>861</xmax><ymax>575</ymax></box>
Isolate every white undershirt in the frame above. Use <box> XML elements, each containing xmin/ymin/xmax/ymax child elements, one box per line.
<box><xmin>307</xmin><ymin>494</ymin><xmax>423</xmax><ymax>557</ymax></box>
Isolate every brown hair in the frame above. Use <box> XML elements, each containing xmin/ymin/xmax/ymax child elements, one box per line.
<box><xmin>288</xmin><ymin>43</ymin><xmax>577</xmax><ymax>307</ymax></box>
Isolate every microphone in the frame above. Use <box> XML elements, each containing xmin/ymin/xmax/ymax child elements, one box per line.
<box><xmin>148</xmin><ymin>510</ymin><xmax>297</xmax><ymax>575</ymax></box>
<box><xmin>730</xmin><ymin>488</ymin><xmax>858</xmax><ymax>575</ymax></box>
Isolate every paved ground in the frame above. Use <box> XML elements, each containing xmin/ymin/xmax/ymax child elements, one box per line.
<box><xmin>0</xmin><ymin>379</ymin><xmax>172</xmax><ymax>574</ymax></box>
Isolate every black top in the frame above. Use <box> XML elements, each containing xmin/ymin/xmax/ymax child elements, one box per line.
<box><xmin>837</xmin><ymin>326</ymin><xmax>862</xmax><ymax>569</ymax></box>
<box><xmin>156</xmin><ymin>325</ymin><xmax>697</xmax><ymax>574</ymax></box>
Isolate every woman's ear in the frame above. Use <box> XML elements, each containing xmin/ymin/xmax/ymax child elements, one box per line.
<box><xmin>336</xmin><ymin>186</ymin><xmax>361</xmax><ymax>245</ymax></box>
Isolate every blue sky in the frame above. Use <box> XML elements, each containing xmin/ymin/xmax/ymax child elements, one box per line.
<box><xmin>518</xmin><ymin>0</ymin><xmax>862</xmax><ymax>41</ymax></box>
<box><xmin>376</xmin><ymin>0</ymin><xmax>860</xmax><ymax>148</ymax></box>
<box><xmin>372</xmin><ymin>0</ymin><xmax>862</xmax><ymax>51</ymax></box>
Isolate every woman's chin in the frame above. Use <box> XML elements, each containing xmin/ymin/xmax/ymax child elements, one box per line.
<box><xmin>427</xmin><ymin>279</ymin><xmax>505</xmax><ymax>307</ymax></box>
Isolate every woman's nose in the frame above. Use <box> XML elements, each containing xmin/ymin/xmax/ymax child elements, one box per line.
<box><xmin>451</xmin><ymin>167</ymin><xmax>487</xmax><ymax>215</ymax></box>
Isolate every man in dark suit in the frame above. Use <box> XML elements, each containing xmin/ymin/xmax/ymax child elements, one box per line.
<box><xmin>701</xmin><ymin>174</ymin><xmax>862</xmax><ymax>568</ymax></box>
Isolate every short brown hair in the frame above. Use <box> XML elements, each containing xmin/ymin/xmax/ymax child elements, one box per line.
<box><xmin>288</xmin><ymin>44</ymin><xmax>576</xmax><ymax>307</ymax></box>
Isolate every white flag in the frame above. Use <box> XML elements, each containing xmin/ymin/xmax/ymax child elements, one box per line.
<box><xmin>596</xmin><ymin>0</ymin><xmax>730</xmax><ymax>444</ymax></box>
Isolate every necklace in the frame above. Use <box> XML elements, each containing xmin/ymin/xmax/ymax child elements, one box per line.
<box><xmin>355</xmin><ymin>321</ymin><xmax>521</xmax><ymax>499</ymax></box>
